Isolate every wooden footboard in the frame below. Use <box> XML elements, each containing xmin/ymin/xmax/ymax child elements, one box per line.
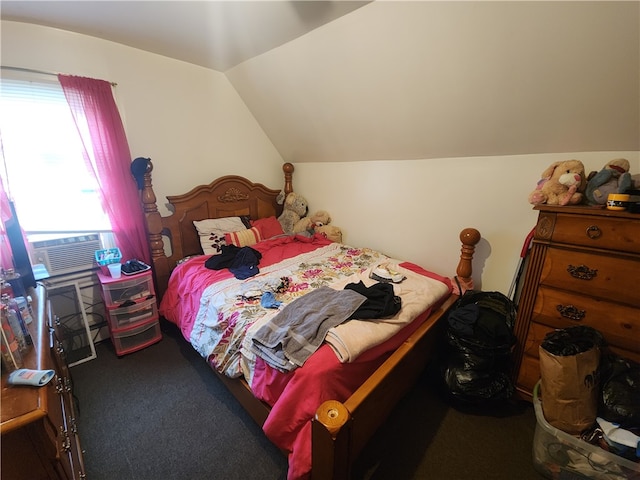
<box><xmin>140</xmin><ymin>161</ymin><xmax>480</xmax><ymax>479</ymax></box>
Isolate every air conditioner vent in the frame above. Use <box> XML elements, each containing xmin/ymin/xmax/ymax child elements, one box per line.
<box><xmin>30</xmin><ymin>234</ymin><xmax>102</xmax><ymax>277</ymax></box>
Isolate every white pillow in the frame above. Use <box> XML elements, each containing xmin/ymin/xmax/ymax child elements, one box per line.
<box><xmin>193</xmin><ymin>217</ymin><xmax>247</xmax><ymax>255</ymax></box>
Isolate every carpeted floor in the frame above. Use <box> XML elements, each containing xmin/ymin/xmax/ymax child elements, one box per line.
<box><xmin>70</xmin><ymin>319</ymin><xmax>547</xmax><ymax>480</ymax></box>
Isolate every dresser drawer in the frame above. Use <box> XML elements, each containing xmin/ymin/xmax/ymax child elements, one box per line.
<box><xmin>533</xmin><ymin>286</ymin><xmax>639</xmax><ymax>353</ymax></box>
<box><xmin>107</xmin><ymin>297</ymin><xmax>158</xmax><ymax>329</ymax></box>
<box><xmin>59</xmin><ymin>388</ymin><xmax>85</xmax><ymax>479</ymax></box>
<box><xmin>516</xmin><ymin>321</ymin><xmax>640</xmax><ymax>400</ymax></box>
<box><xmin>520</xmin><ymin>320</ymin><xmax>640</xmax><ymax>362</ymax></box>
<box><xmin>45</xmin><ymin>377</ymin><xmax>65</xmax><ymax>447</ymax></box>
<box><xmin>100</xmin><ymin>272</ymin><xmax>155</xmax><ymax>307</ymax></box>
<box><xmin>540</xmin><ymin>247</ymin><xmax>640</xmax><ymax>306</ymax></box>
<box><xmin>550</xmin><ymin>213</ymin><xmax>640</xmax><ymax>254</ymax></box>
<box><xmin>111</xmin><ymin>319</ymin><xmax>162</xmax><ymax>356</ymax></box>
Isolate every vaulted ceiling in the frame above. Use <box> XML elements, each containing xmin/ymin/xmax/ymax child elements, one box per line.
<box><xmin>0</xmin><ymin>1</ymin><xmax>370</xmax><ymax>72</ymax></box>
<box><xmin>2</xmin><ymin>1</ymin><xmax>638</xmax><ymax>163</ymax></box>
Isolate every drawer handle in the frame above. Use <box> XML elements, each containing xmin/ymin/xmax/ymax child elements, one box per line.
<box><xmin>556</xmin><ymin>304</ymin><xmax>586</xmax><ymax>321</ymax></box>
<box><xmin>586</xmin><ymin>225</ymin><xmax>602</xmax><ymax>239</ymax></box>
<box><xmin>55</xmin><ymin>375</ymin><xmax>64</xmax><ymax>394</ymax></box>
<box><xmin>60</xmin><ymin>428</ymin><xmax>71</xmax><ymax>453</ymax></box>
<box><xmin>56</xmin><ymin>341</ymin><xmax>66</xmax><ymax>358</ymax></box>
<box><xmin>567</xmin><ymin>264</ymin><xmax>598</xmax><ymax>280</ymax></box>
<box><xmin>68</xmin><ymin>415</ymin><xmax>78</xmax><ymax>434</ymax></box>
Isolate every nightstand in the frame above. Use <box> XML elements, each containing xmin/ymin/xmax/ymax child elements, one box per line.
<box><xmin>96</xmin><ymin>269</ymin><xmax>161</xmax><ymax>356</ymax></box>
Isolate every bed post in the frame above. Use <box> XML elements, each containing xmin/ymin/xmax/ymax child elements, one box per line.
<box><xmin>312</xmin><ymin>401</ymin><xmax>351</xmax><ymax>480</ymax></box>
<box><xmin>283</xmin><ymin>162</ymin><xmax>294</xmax><ymax>196</ymax></box>
<box><xmin>140</xmin><ymin>160</ymin><xmax>171</xmax><ymax>298</ymax></box>
<box><xmin>455</xmin><ymin>227</ymin><xmax>481</xmax><ymax>292</ymax></box>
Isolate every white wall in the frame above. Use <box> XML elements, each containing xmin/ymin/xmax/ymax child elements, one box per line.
<box><xmin>1</xmin><ymin>20</ymin><xmax>284</xmax><ymax>217</ymax></box>
<box><xmin>2</xmin><ymin>20</ymin><xmax>638</xmax><ymax>294</ymax></box>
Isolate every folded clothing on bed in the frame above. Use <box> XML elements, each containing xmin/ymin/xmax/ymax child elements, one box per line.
<box><xmin>251</xmin><ymin>281</ymin><xmax>404</xmax><ymax>372</ymax></box>
<box><xmin>325</xmin><ymin>262</ymin><xmax>451</xmax><ymax>362</ymax></box>
<box><xmin>251</xmin><ymin>287</ymin><xmax>366</xmax><ymax>371</ymax></box>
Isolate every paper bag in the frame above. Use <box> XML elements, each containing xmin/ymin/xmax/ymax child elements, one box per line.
<box><xmin>539</xmin><ymin>345</ymin><xmax>600</xmax><ymax>435</ymax></box>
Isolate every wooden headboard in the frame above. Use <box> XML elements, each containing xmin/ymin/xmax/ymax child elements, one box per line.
<box><xmin>141</xmin><ymin>161</ymin><xmax>294</xmax><ymax>298</ymax></box>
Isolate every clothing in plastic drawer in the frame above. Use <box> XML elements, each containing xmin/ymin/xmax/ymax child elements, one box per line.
<box><xmin>111</xmin><ymin>319</ymin><xmax>162</xmax><ymax>356</ymax></box>
<box><xmin>101</xmin><ymin>272</ymin><xmax>155</xmax><ymax>307</ymax></box>
<box><xmin>107</xmin><ymin>297</ymin><xmax>158</xmax><ymax>329</ymax></box>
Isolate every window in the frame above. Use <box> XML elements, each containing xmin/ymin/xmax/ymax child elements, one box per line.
<box><xmin>0</xmin><ymin>75</ymin><xmax>111</xmax><ymax>234</ymax></box>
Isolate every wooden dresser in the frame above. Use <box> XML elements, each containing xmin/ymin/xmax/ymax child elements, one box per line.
<box><xmin>1</xmin><ymin>284</ymin><xmax>86</xmax><ymax>479</ymax></box>
<box><xmin>513</xmin><ymin>205</ymin><xmax>640</xmax><ymax>401</ymax></box>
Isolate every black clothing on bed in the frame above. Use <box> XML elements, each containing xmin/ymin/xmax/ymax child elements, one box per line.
<box><xmin>204</xmin><ymin>244</ymin><xmax>262</xmax><ymax>280</ymax></box>
<box><xmin>345</xmin><ymin>281</ymin><xmax>402</xmax><ymax>319</ymax></box>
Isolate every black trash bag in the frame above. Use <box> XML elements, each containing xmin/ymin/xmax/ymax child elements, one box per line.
<box><xmin>440</xmin><ymin>289</ymin><xmax>517</xmax><ymax>406</ymax></box>
<box><xmin>599</xmin><ymin>354</ymin><xmax>640</xmax><ymax>428</ymax></box>
<box><xmin>540</xmin><ymin>325</ymin><xmax>606</xmax><ymax>356</ymax></box>
<box><xmin>445</xmin><ymin>329</ymin><xmax>514</xmax><ymax>372</ymax></box>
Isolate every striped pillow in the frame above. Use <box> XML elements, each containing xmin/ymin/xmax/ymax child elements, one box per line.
<box><xmin>225</xmin><ymin>227</ymin><xmax>262</xmax><ymax>247</ymax></box>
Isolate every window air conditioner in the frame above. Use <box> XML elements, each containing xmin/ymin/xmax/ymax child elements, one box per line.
<box><xmin>30</xmin><ymin>234</ymin><xmax>102</xmax><ymax>277</ymax></box>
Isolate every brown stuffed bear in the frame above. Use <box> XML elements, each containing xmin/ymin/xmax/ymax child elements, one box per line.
<box><xmin>293</xmin><ymin>209</ymin><xmax>333</xmax><ymax>234</ymax></box>
<box><xmin>528</xmin><ymin>159</ymin><xmax>586</xmax><ymax>206</ymax></box>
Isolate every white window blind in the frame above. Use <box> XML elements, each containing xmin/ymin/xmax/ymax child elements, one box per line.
<box><xmin>0</xmin><ymin>76</ymin><xmax>111</xmax><ymax>234</ymax></box>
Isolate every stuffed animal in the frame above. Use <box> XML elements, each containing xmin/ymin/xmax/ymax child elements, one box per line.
<box><xmin>528</xmin><ymin>159</ymin><xmax>586</xmax><ymax>206</ymax></box>
<box><xmin>277</xmin><ymin>192</ymin><xmax>309</xmax><ymax>234</ymax></box>
<box><xmin>585</xmin><ymin>158</ymin><xmax>632</xmax><ymax>205</ymax></box>
<box><xmin>310</xmin><ymin>211</ymin><xmax>342</xmax><ymax>243</ymax></box>
<box><xmin>309</xmin><ymin>210</ymin><xmax>331</xmax><ymax>228</ymax></box>
<box><xmin>315</xmin><ymin>225</ymin><xmax>343</xmax><ymax>243</ymax></box>
<box><xmin>292</xmin><ymin>209</ymin><xmax>332</xmax><ymax>234</ymax></box>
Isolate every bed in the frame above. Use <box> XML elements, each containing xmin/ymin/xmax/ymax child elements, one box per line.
<box><xmin>140</xmin><ymin>161</ymin><xmax>480</xmax><ymax>480</ymax></box>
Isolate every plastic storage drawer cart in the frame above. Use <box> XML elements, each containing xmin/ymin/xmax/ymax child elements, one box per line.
<box><xmin>96</xmin><ymin>269</ymin><xmax>161</xmax><ymax>356</ymax></box>
<box><xmin>533</xmin><ymin>382</ymin><xmax>640</xmax><ymax>479</ymax></box>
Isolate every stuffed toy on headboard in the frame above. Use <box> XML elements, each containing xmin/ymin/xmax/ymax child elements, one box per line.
<box><xmin>277</xmin><ymin>192</ymin><xmax>309</xmax><ymax>234</ymax></box>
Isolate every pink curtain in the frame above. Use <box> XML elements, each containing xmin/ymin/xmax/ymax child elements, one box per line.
<box><xmin>0</xmin><ymin>179</ymin><xmax>15</xmax><ymax>271</ymax></box>
<box><xmin>58</xmin><ymin>75</ymin><xmax>150</xmax><ymax>264</ymax></box>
